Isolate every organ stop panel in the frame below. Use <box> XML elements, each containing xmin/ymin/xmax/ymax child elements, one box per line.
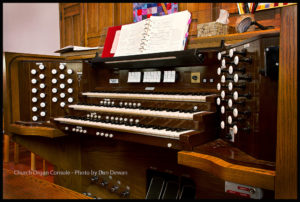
<box><xmin>4</xmin><ymin>33</ymin><xmax>280</xmax><ymax>199</ymax></box>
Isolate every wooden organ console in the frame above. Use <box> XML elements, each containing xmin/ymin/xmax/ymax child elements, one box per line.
<box><xmin>4</xmin><ymin>33</ymin><xmax>281</xmax><ymax>199</ymax></box>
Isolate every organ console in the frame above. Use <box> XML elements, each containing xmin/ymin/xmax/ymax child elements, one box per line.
<box><xmin>4</xmin><ymin>32</ymin><xmax>281</xmax><ymax>199</ymax></box>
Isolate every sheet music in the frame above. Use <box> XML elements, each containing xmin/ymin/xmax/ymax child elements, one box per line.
<box><xmin>114</xmin><ymin>10</ymin><xmax>191</xmax><ymax>57</ymax></box>
<box><xmin>143</xmin><ymin>11</ymin><xmax>190</xmax><ymax>54</ymax></box>
<box><xmin>114</xmin><ymin>19</ymin><xmax>148</xmax><ymax>57</ymax></box>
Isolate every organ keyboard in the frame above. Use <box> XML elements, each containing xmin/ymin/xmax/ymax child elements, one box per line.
<box><xmin>51</xmin><ymin>49</ymin><xmax>219</xmax><ymax>149</ymax></box>
<box><xmin>4</xmin><ymin>32</ymin><xmax>281</xmax><ymax>199</ymax></box>
<box><xmin>81</xmin><ymin>91</ymin><xmax>215</xmax><ymax>102</ymax></box>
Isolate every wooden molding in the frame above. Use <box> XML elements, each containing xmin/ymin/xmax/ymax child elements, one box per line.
<box><xmin>178</xmin><ymin>151</ymin><xmax>275</xmax><ymax>190</ymax></box>
<box><xmin>187</xmin><ymin>28</ymin><xmax>280</xmax><ymax>49</ymax></box>
<box><xmin>275</xmin><ymin>5</ymin><xmax>298</xmax><ymax>199</ymax></box>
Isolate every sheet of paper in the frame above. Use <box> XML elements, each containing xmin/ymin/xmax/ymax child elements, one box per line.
<box><xmin>110</xmin><ymin>30</ymin><xmax>121</xmax><ymax>54</ymax></box>
<box><xmin>114</xmin><ymin>10</ymin><xmax>191</xmax><ymax>57</ymax></box>
<box><xmin>143</xmin><ymin>10</ymin><xmax>191</xmax><ymax>54</ymax></box>
<box><xmin>114</xmin><ymin>19</ymin><xmax>148</xmax><ymax>57</ymax></box>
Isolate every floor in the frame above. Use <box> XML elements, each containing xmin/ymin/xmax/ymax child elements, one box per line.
<box><xmin>3</xmin><ymin>140</ymin><xmax>54</xmax><ymax>183</ymax></box>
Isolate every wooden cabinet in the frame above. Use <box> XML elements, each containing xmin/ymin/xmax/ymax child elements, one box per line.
<box><xmin>60</xmin><ymin>3</ymin><xmax>134</xmax><ymax>48</ymax></box>
<box><xmin>59</xmin><ymin>3</ymin><xmax>84</xmax><ymax>47</ymax></box>
<box><xmin>82</xmin><ymin>3</ymin><xmax>114</xmax><ymax>47</ymax></box>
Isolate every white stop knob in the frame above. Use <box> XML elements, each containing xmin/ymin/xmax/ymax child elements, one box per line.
<box><xmin>52</xmin><ymin>78</ymin><xmax>57</xmax><ymax>84</ymax></box>
<box><xmin>220</xmin><ymin>121</ymin><xmax>225</xmax><ymax>129</ymax></box>
<box><xmin>32</xmin><ymin>97</ymin><xmax>38</xmax><ymax>103</ymax></box>
<box><xmin>59</xmin><ymin>74</ymin><xmax>65</xmax><ymax>79</ymax></box>
<box><xmin>31</xmin><ymin>79</ymin><xmax>37</xmax><ymax>84</ymax></box>
<box><xmin>216</xmin><ymin>97</ymin><xmax>221</xmax><ymax>105</ymax></box>
<box><xmin>31</xmin><ymin>69</ymin><xmax>37</xmax><ymax>75</ymax></box>
<box><xmin>229</xmin><ymin>49</ymin><xmax>234</xmax><ymax>58</ymax></box>
<box><xmin>52</xmin><ymin>97</ymin><xmax>58</xmax><ymax>102</ymax></box>
<box><xmin>60</xmin><ymin>83</ymin><xmax>65</xmax><ymax>89</ymax></box>
<box><xmin>39</xmin><ymin>74</ymin><xmax>45</xmax><ymax>79</ymax></box>
<box><xmin>221</xmin><ymin>90</ymin><xmax>225</xmax><ymax>99</ymax></box>
<box><xmin>222</xmin><ymin>58</ymin><xmax>226</xmax><ymax>68</ymax></box>
<box><xmin>52</xmin><ymin>88</ymin><xmax>57</xmax><ymax>94</ymax></box>
<box><xmin>32</xmin><ymin>107</ymin><xmax>38</xmax><ymax>112</ymax></box>
<box><xmin>39</xmin><ymin>64</ymin><xmax>45</xmax><ymax>70</ymax></box>
<box><xmin>221</xmin><ymin>75</ymin><xmax>226</xmax><ymax>83</ymax></box>
<box><xmin>32</xmin><ymin>88</ymin><xmax>37</xmax><ymax>93</ymax></box>
<box><xmin>60</xmin><ymin>102</ymin><xmax>65</xmax><ymax>107</ymax></box>
<box><xmin>221</xmin><ymin>106</ymin><xmax>225</xmax><ymax>114</ymax></box>
<box><xmin>59</xmin><ymin>64</ymin><xmax>65</xmax><ymax>70</ymax></box>
<box><xmin>233</xmin><ymin>125</ymin><xmax>238</xmax><ymax>134</ymax></box>
<box><xmin>217</xmin><ymin>52</ymin><xmax>222</xmax><ymax>60</ymax></box>
<box><xmin>234</xmin><ymin>74</ymin><xmax>239</xmax><ymax>83</ymax></box>
<box><xmin>217</xmin><ymin>83</ymin><xmax>221</xmax><ymax>91</ymax></box>
<box><xmin>67</xmin><ymin>88</ymin><xmax>73</xmax><ymax>93</ymax></box>
<box><xmin>51</xmin><ymin>69</ymin><xmax>57</xmax><ymax>75</ymax></box>
<box><xmin>40</xmin><ymin>93</ymin><xmax>46</xmax><ymax>98</ymax></box>
<box><xmin>234</xmin><ymin>56</ymin><xmax>239</xmax><ymax>65</ymax></box>
<box><xmin>67</xmin><ymin>79</ymin><xmax>73</xmax><ymax>84</ymax></box>
<box><xmin>67</xmin><ymin>69</ymin><xmax>73</xmax><ymax>74</ymax></box>
<box><xmin>233</xmin><ymin>108</ymin><xmax>238</xmax><ymax>117</ymax></box>
<box><xmin>228</xmin><ymin>65</ymin><xmax>233</xmax><ymax>74</ymax></box>
<box><xmin>32</xmin><ymin>116</ymin><xmax>38</xmax><ymax>121</ymax></box>
<box><xmin>40</xmin><ymin>111</ymin><xmax>46</xmax><ymax>117</ymax></box>
<box><xmin>39</xmin><ymin>83</ymin><xmax>45</xmax><ymax>89</ymax></box>
<box><xmin>40</xmin><ymin>102</ymin><xmax>46</xmax><ymax>108</ymax></box>
<box><xmin>228</xmin><ymin>99</ymin><xmax>233</xmax><ymax>108</ymax></box>
<box><xmin>228</xmin><ymin>82</ymin><xmax>233</xmax><ymax>91</ymax></box>
<box><xmin>217</xmin><ymin>67</ymin><xmax>221</xmax><ymax>75</ymax></box>
<box><xmin>227</xmin><ymin>116</ymin><xmax>232</xmax><ymax>124</ymax></box>
<box><xmin>233</xmin><ymin>91</ymin><xmax>239</xmax><ymax>100</ymax></box>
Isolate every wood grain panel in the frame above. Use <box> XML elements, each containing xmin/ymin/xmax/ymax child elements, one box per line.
<box><xmin>12</xmin><ymin>134</ymin><xmax>83</xmax><ymax>193</ymax></box>
<box><xmin>187</xmin><ymin>28</ymin><xmax>280</xmax><ymax>49</ymax></box>
<box><xmin>3</xmin><ymin>53</ymin><xmax>63</xmax><ymax>136</ymax></box>
<box><xmin>60</xmin><ymin>3</ymin><xmax>82</xmax><ymax>47</ymax></box>
<box><xmin>80</xmin><ymin>137</ymin><xmax>252</xmax><ymax>199</ymax></box>
<box><xmin>119</xmin><ymin>3</ymin><xmax>133</xmax><ymax>25</ymax></box>
<box><xmin>275</xmin><ymin>5</ymin><xmax>297</xmax><ymax>199</ymax></box>
<box><xmin>83</xmin><ymin>3</ymin><xmax>115</xmax><ymax>47</ymax></box>
<box><xmin>9</xmin><ymin>124</ymin><xmax>66</xmax><ymax>138</ymax></box>
<box><xmin>178</xmin><ymin>151</ymin><xmax>275</xmax><ymax>190</ymax></box>
<box><xmin>3</xmin><ymin>168</ymin><xmax>91</xmax><ymax>199</ymax></box>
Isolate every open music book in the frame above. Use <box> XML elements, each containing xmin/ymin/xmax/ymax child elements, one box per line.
<box><xmin>114</xmin><ymin>10</ymin><xmax>191</xmax><ymax>57</ymax></box>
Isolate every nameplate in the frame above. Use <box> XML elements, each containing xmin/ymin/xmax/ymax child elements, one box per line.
<box><xmin>109</xmin><ymin>79</ymin><xmax>119</xmax><ymax>84</ymax></box>
<box><xmin>145</xmin><ymin>87</ymin><xmax>155</xmax><ymax>91</ymax></box>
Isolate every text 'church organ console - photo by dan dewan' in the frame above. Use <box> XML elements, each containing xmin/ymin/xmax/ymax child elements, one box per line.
<box><xmin>2</xmin><ymin>2</ymin><xmax>298</xmax><ymax>200</ymax></box>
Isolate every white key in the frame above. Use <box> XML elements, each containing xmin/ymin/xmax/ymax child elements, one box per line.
<box><xmin>81</xmin><ymin>92</ymin><xmax>212</xmax><ymax>102</ymax></box>
<box><xmin>53</xmin><ymin>118</ymin><xmax>196</xmax><ymax>140</ymax></box>
<box><xmin>68</xmin><ymin>104</ymin><xmax>205</xmax><ymax>120</ymax></box>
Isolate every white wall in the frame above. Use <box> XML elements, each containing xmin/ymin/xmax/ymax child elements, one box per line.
<box><xmin>3</xmin><ymin>3</ymin><xmax>60</xmax><ymax>55</ymax></box>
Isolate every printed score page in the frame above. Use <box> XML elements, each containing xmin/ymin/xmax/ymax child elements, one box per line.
<box><xmin>114</xmin><ymin>19</ymin><xmax>148</xmax><ymax>57</ymax></box>
<box><xmin>143</xmin><ymin>10</ymin><xmax>191</xmax><ymax>54</ymax></box>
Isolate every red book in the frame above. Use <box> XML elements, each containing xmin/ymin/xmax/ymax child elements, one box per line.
<box><xmin>101</xmin><ymin>25</ymin><xmax>122</xmax><ymax>58</ymax></box>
